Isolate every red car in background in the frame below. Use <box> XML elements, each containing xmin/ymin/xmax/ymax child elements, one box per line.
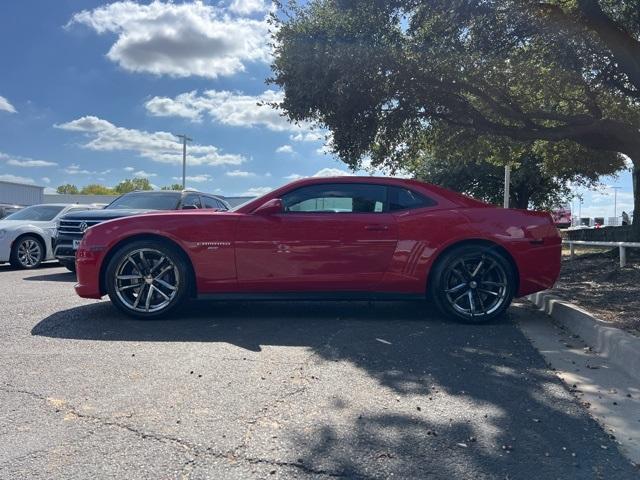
<box><xmin>74</xmin><ymin>177</ymin><xmax>561</xmax><ymax>323</ymax></box>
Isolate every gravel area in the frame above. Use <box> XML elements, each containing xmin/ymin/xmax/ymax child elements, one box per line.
<box><xmin>553</xmin><ymin>248</ymin><xmax>640</xmax><ymax>336</ymax></box>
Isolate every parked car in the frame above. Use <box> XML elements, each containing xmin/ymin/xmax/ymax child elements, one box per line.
<box><xmin>74</xmin><ymin>177</ymin><xmax>561</xmax><ymax>323</ymax></box>
<box><xmin>55</xmin><ymin>189</ymin><xmax>230</xmax><ymax>271</ymax></box>
<box><xmin>0</xmin><ymin>204</ymin><xmax>23</xmax><ymax>219</ymax></box>
<box><xmin>0</xmin><ymin>204</ymin><xmax>100</xmax><ymax>269</ymax></box>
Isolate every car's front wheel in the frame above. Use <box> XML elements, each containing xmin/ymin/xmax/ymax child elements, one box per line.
<box><xmin>430</xmin><ymin>244</ymin><xmax>515</xmax><ymax>323</ymax></box>
<box><xmin>10</xmin><ymin>235</ymin><xmax>44</xmax><ymax>269</ymax></box>
<box><xmin>105</xmin><ymin>240</ymin><xmax>189</xmax><ymax>319</ymax></box>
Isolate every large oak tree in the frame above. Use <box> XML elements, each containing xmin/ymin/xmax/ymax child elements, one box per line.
<box><xmin>271</xmin><ymin>0</ymin><xmax>640</xmax><ymax>235</ymax></box>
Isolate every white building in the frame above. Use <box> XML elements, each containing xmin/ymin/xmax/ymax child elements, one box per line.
<box><xmin>0</xmin><ymin>180</ymin><xmax>44</xmax><ymax>206</ymax></box>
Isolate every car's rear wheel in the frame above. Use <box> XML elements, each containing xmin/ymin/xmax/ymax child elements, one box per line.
<box><xmin>430</xmin><ymin>244</ymin><xmax>515</xmax><ymax>323</ymax></box>
<box><xmin>105</xmin><ymin>241</ymin><xmax>189</xmax><ymax>319</ymax></box>
<box><xmin>10</xmin><ymin>235</ymin><xmax>44</xmax><ymax>269</ymax></box>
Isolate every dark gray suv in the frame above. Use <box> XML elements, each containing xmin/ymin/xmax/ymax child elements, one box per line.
<box><xmin>54</xmin><ymin>190</ymin><xmax>230</xmax><ymax>271</ymax></box>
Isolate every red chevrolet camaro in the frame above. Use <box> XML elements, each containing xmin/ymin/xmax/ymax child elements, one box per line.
<box><xmin>74</xmin><ymin>177</ymin><xmax>561</xmax><ymax>323</ymax></box>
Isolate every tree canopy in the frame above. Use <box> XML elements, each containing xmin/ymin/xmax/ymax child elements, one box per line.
<box><xmin>271</xmin><ymin>0</ymin><xmax>640</xmax><ymax>233</ymax></box>
<box><xmin>80</xmin><ymin>184</ymin><xmax>115</xmax><ymax>195</ymax></box>
<box><xmin>411</xmin><ymin>126</ymin><xmax>623</xmax><ymax>209</ymax></box>
<box><xmin>56</xmin><ymin>184</ymin><xmax>79</xmax><ymax>194</ymax></box>
<box><xmin>55</xmin><ymin>177</ymin><xmax>153</xmax><ymax>196</ymax></box>
<box><xmin>161</xmin><ymin>183</ymin><xmax>184</xmax><ymax>191</ymax></box>
<box><xmin>113</xmin><ymin>177</ymin><xmax>153</xmax><ymax>194</ymax></box>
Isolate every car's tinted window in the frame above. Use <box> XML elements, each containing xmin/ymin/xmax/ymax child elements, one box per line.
<box><xmin>107</xmin><ymin>193</ymin><xmax>181</xmax><ymax>210</ymax></box>
<box><xmin>387</xmin><ymin>186</ymin><xmax>436</xmax><ymax>211</ymax></box>
<box><xmin>201</xmin><ymin>196</ymin><xmax>225</xmax><ymax>210</ymax></box>
<box><xmin>182</xmin><ymin>194</ymin><xmax>201</xmax><ymax>209</ymax></box>
<box><xmin>4</xmin><ymin>205</ymin><xmax>64</xmax><ymax>221</ymax></box>
<box><xmin>283</xmin><ymin>183</ymin><xmax>386</xmax><ymax>213</ymax></box>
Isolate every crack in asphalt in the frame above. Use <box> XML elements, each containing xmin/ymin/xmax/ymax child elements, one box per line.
<box><xmin>0</xmin><ymin>382</ymin><xmax>353</xmax><ymax>479</ymax></box>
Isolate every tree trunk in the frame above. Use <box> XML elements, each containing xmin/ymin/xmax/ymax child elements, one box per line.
<box><xmin>632</xmin><ymin>164</ymin><xmax>640</xmax><ymax>240</ymax></box>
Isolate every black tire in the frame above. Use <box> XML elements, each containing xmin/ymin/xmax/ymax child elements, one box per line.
<box><xmin>430</xmin><ymin>244</ymin><xmax>515</xmax><ymax>324</ymax></box>
<box><xmin>10</xmin><ymin>235</ymin><xmax>45</xmax><ymax>269</ymax></box>
<box><xmin>105</xmin><ymin>240</ymin><xmax>190</xmax><ymax>319</ymax></box>
<box><xmin>59</xmin><ymin>260</ymin><xmax>76</xmax><ymax>272</ymax></box>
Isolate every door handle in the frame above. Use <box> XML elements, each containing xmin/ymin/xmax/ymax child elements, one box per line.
<box><xmin>364</xmin><ymin>224</ymin><xmax>389</xmax><ymax>231</ymax></box>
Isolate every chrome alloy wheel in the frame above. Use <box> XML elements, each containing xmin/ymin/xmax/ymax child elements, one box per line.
<box><xmin>17</xmin><ymin>239</ymin><xmax>42</xmax><ymax>267</ymax></box>
<box><xmin>114</xmin><ymin>248</ymin><xmax>180</xmax><ymax>313</ymax></box>
<box><xmin>442</xmin><ymin>254</ymin><xmax>509</xmax><ymax>318</ymax></box>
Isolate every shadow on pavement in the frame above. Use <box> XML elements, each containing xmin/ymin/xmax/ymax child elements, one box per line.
<box><xmin>0</xmin><ymin>261</ymin><xmax>61</xmax><ymax>272</ymax></box>
<box><xmin>23</xmin><ymin>271</ymin><xmax>76</xmax><ymax>282</ymax></box>
<box><xmin>30</xmin><ymin>301</ymin><xmax>637</xmax><ymax>478</ymax></box>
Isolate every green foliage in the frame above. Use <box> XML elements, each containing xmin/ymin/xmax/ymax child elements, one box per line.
<box><xmin>80</xmin><ymin>184</ymin><xmax>115</xmax><ymax>195</ymax></box>
<box><xmin>407</xmin><ymin>124</ymin><xmax>623</xmax><ymax>209</ymax></box>
<box><xmin>56</xmin><ymin>184</ymin><xmax>79</xmax><ymax>194</ymax></box>
<box><xmin>114</xmin><ymin>177</ymin><xmax>153</xmax><ymax>194</ymax></box>
<box><xmin>271</xmin><ymin>0</ymin><xmax>640</xmax><ymax>230</ymax></box>
<box><xmin>161</xmin><ymin>183</ymin><xmax>184</xmax><ymax>191</ymax></box>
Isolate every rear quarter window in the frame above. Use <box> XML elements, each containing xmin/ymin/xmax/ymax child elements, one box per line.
<box><xmin>388</xmin><ymin>186</ymin><xmax>437</xmax><ymax>211</ymax></box>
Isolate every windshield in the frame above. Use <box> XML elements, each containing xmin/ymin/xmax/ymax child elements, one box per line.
<box><xmin>107</xmin><ymin>193</ymin><xmax>181</xmax><ymax>210</ymax></box>
<box><xmin>4</xmin><ymin>205</ymin><xmax>65</xmax><ymax>221</ymax></box>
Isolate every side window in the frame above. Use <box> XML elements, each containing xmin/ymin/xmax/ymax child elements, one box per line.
<box><xmin>282</xmin><ymin>183</ymin><xmax>386</xmax><ymax>213</ymax></box>
<box><xmin>201</xmin><ymin>196</ymin><xmax>218</xmax><ymax>209</ymax></box>
<box><xmin>182</xmin><ymin>194</ymin><xmax>201</xmax><ymax>209</ymax></box>
<box><xmin>387</xmin><ymin>186</ymin><xmax>436</xmax><ymax>211</ymax></box>
<box><xmin>215</xmin><ymin>199</ymin><xmax>229</xmax><ymax>211</ymax></box>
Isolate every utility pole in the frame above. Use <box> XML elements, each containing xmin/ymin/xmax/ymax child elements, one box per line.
<box><xmin>503</xmin><ymin>165</ymin><xmax>511</xmax><ymax>208</ymax></box>
<box><xmin>174</xmin><ymin>134</ymin><xmax>193</xmax><ymax>189</ymax></box>
<box><xmin>612</xmin><ymin>186</ymin><xmax>621</xmax><ymax>225</ymax></box>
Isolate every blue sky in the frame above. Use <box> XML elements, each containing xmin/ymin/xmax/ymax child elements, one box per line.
<box><xmin>0</xmin><ymin>0</ymin><xmax>634</xmax><ymax>217</ymax></box>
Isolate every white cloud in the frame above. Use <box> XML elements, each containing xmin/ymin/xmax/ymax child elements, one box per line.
<box><xmin>124</xmin><ymin>166</ymin><xmax>135</xmax><ymax>172</ymax></box>
<box><xmin>290</xmin><ymin>132</ymin><xmax>324</xmax><ymax>142</ymax></box>
<box><xmin>0</xmin><ymin>174</ymin><xmax>35</xmax><ymax>184</ymax></box>
<box><xmin>64</xmin><ymin>164</ymin><xmax>94</xmax><ymax>175</ymax></box>
<box><xmin>41</xmin><ymin>177</ymin><xmax>51</xmax><ymax>184</ymax></box>
<box><xmin>276</xmin><ymin>145</ymin><xmax>294</xmax><ymax>154</ymax></box>
<box><xmin>145</xmin><ymin>89</ymin><xmax>313</xmax><ymax>133</ymax></box>
<box><xmin>134</xmin><ymin>170</ymin><xmax>157</xmax><ymax>177</ymax></box>
<box><xmin>55</xmin><ymin>116</ymin><xmax>244</xmax><ymax>166</ymax></box>
<box><xmin>173</xmin><ymin>174</ymin><xmax>211</xmax><ymax>183</ymax></box>
<box><xmin>0</xmin><ymin>96</ymin><xmax>16</xmax><ymax>113</ymax></box>
<box><xmin>44</xmin><ymin>187</ymin><xmax>57</xmax><ymax>194</ymax></box>
<box><xmin>284</xmin><ymin>173</ymin><xmax>303</xmax><ymax>181</ymax></box>
<box><xmin>243</xmin><ymin>186</ymin><xmax>272</xmax><ymax>196</ymax></box>
<box><xmin>226</xmin><ymin>170</ymin><xmax>253</xmax><ymax>177</ymax></box>
<box><xmin>7</xmin><ymin>158</ymin><xmax>57</xmax><ymax>168</ymax></box>
<box><xmin>67</xmin><ymin>1</ymin><xmax>270</xmax><ymax>79</ymax></box>
<box><xmin>229</xmin><ymin>0</ymin><xmax>268</xmax><ymax>15</ymax></box>
<box><xmin>316</xmin><ymin>145</ymin><xmax>334</xmax><ymax>156</ymax></box>
<box><xmin>312</xmin><ymin>167</ymin><xmax>351</xmax><ymax>177</ymax></box>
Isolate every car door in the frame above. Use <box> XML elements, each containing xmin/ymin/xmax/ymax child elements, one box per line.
<box><xmin>235</xmin><ymin>182</ymin><xmax>398</xmax><ymax>291</ymax></box>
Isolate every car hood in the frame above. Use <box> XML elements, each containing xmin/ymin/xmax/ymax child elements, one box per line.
<box><xmin>60</xmin><ymin>209</ymin><xmax>157</xmax><ymax>220</ymax></box>
<box><xmin>0</xmin><ymin>219</ymin><xmax>53</xmax><ymax>230</ymax></box>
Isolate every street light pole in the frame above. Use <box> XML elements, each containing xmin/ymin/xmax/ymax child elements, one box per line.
<box><xmin>174</xmin><ymin>134</ymin><xmax>193</xmax><ymax>189</ymax></box>
<box><xmin>612</xmin><ymin>186</ymin><xmax>621</xmax><ymax>225</ymax></box>
<box><xmin>503</xmin><ymin>165</ymin><xmax>511</xmax><ymax>208</ymax></box>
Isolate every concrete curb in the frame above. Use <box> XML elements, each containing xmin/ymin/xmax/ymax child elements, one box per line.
<box><xmin>527</xmin><ymin>291</ymin><xmax>640</xmax><ymax>383</ymax></box>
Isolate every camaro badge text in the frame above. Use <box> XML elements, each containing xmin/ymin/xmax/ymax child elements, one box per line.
<box><xmin>195</xmin><ymin>241</ymin><xmax>231</xmax><ymax>247</ymax></box>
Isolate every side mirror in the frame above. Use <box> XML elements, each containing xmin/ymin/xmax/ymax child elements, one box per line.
<box><xmin>182</xmin><ymin>204</ymin><xmax>198</xmax><ymax>210</ymax></box>
<box><xmin>253</xmin><ymin>198</ymin><xmax>284</xmax><ymax>216</ymax></box>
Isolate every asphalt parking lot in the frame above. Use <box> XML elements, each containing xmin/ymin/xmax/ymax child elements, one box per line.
<box><xmin>0</xmin><ymin>264</ymin><xmax>637</xmax><ymax>479</ymax></box>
